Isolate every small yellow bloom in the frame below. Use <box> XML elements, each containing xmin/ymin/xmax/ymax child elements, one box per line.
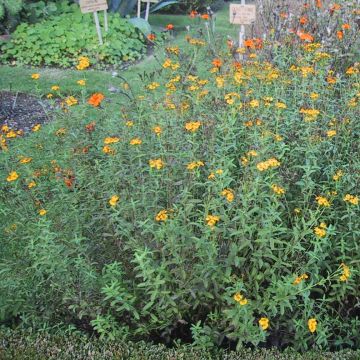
<box><xmin>47</xmin><ymin>93</ymin><xmax>53</xmax><ymax>99</ymax></box>
<box><xmin>77</xmin><ymin>79</ymin><xmax>86</xmax><ymax>86</ymax></box>
<box><xmin>19</xmin><ymin>157</ymin><xmax>32</xmax><ymax>164</ymax></box>
<box><xmin>32</xmin><ymin>124</ymin><xmax>41</xmax><ymax>132</ymax></box>
<box><xmin>130</xmin><ymin>138</ymin><xmax>142</xmax><ymax>145</ymax></box>
<box><xmin>310</xmin><ymin>92</ymin><xmax>319</xmax><ymax>100</ymax></box>
<box><xmin>125</xmin><ymin>121</ymin><xmax>134</xmax><ymax>127</ymax></box>
<box><xmin>316</xmin><ymin>196</ymin><xmax>331</xmax><ymax>207</ymax></box>
<box><xmin>7</xmin><ymin>171</ymin><xmax>19</xmax><ymax>182</ymax></box>
<box><xmin>28</xmin><ymin>181</ymin><xmax>36</xmax><ymax>189</ymax></box>
<box><xmin>333</xmin><ymin>170</ymin><xmax>343</xmax><ymax>181</ymax></box>
<box><xmin>65</xmin><ymin>96</ymin><xmax>78</xmax><ymax>106</ymax></box>
<box><xmin>147</xmin><ymin>82</ymin><xmax>160</xmax><ymax>90</ymax></box>
<box><xmin>259</xmin><ymin>317</ymin><xmax>270</xmax><ymax>330</ymax></box>
<box><xmin>51</xmin><ymin>85</ymin><xmax>60</xmax><ymax>91</ymax></box>
<box><xmin>149</xmin><ymin>158</ymin><xmax>165</xmax><ymax>170</ymax></box>
<box><xmin>343</xmin><ymin>194</ymin><xmax>358</xmax><ymax>205</ymax></box>
<box><xmin>314</xmin><ymin>223</ymin><xmax>327</xmax><ymax>238</ymax></box>
<box><xmin>152</xmin><ymin>126</ymin><xmax>162</xmax><ymax>135</ymax></box>
<box><xmin>308</xmin><ymin>318</ymin><xmax>317</xmax><ymax>333</ymax></box>
<box><xmin>109</xmin><ymin>195</ymin><xmax>119</xmax><ymax>207</ymax></box>
<box><xmin>327</xmin><ymin>130</ymin><xmax>336</xmax><ymax>138</ymax></box>
<box><xmin>39</xmin><ymin>209</ymin><xmax>47</xmax><ymax>216</ymax></box>
<box><xmin>206</xmin><ymin>214</ymin><xmax>220</xmax><ymax>228</ymax></box>
<box><xmin>155</xmin><ymin>209</ymin><xmax>168</xmax><ymax>222</ymax></box>
<box><xmin>339</xmin><ymin>263</ymin><xmax>351</xmax><ymax>282</ymax></box>
<box><xmin>187</xmin><ymin>161</ymin><xmax>204</xmax><ymax>171</ymax></box>
<box><xmin>221</xmin><ymin>189</ymin><xmax>234</xmax><ymax>202</ymax></box>
<box><xmin>102</xmin><ymin>145</ymin><xmax>115</xmax><ymax>155</ymax></box>
<box><xmin>275</xmin><ymin>102</ymin><xmax>287</xmax><ymax>109</ymax></box>
<box><xmin>271</xmin><ymin>184</ymin><xmax>285</xmax><ymax>195</ymax></box>
<box><xmin>31</xmin><ymin>73</ymin><xmax>40</xmax><ymax>80</ymax></box>
<box><xmin>185</xmin><ymin>121</ymin><xmax>201</xmax><ymax>132</ymax></box>
<box><xmin>293</xmin><ymin>273</ymin><xmax>308</xmax><ymax>285</ymax></box>
<box><xmin>76</xmin><ymin>56</ymin><xmax>90</xmax><ymax>70</ymax></box>
<box><xmin>104</xmin><ymin>137</ymin><xmax>120</xmax><ymax>145</ymax></box>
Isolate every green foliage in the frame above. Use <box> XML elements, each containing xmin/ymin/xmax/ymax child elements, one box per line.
<box><xmin>0</xmin><ymin>2</ymin><xmax>359</xmax><ymax>352</ymax></box>
<box><xmin>0</xmin><ymin>4</ymin><xmax>145</xmax><ymax>68</ymax></box>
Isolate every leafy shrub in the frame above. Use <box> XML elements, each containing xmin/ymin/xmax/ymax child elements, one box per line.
<box><xmin>0</xmin><ymin>2</ymin><xmax>359</xmax><ymax>352</ymax></box>
<box><xmin>0</xmin><ymin>4</ymin><xmax>146</xmax><ymax>68</ymax></box>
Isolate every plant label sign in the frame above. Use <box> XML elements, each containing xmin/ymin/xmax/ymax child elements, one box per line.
<box><xmin>80</xmin><ymin>0</ymin><xmax>108</xmax><ymax>14</ymax></box>
<box><xmin>229</xmin><ymin>4</ymin><xmax>256</xmax><ymax>25</ymax></box>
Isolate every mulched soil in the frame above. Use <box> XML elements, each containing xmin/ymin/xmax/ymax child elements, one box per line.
<box><xmin>0</xmin><ymin>91</ymin><xmax>53</xmax><ymax>133</ymax></box>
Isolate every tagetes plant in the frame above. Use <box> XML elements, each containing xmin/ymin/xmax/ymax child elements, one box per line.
<box><xmin>1</xmin><ymin>3</ymin><xmax>359</xmax><ymax>352</ymax></box>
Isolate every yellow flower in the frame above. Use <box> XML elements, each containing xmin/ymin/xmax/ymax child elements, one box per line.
<box><xmin>109</xmin><ymin>195</ymin><xmax>119</xmax><ymax>207</ymax></box>
<box><xmin>77</xmin><ymin>79</ymin><xmax>86</xmax><ymax>86</ymax></box>
<box><xmin>225</xmin><ymin>92</ymin><xmax>240</xmax><ymax>105</ymax></box>
<box><xmin>51</xmin><ymin>85</ymin><xmax>60</xmax><ymax>91</ymax></box>
<box><xmin>293</xmin><ymin>273</ymin><xmax>308</xmax><ymax>285</ymax></box>
<box><xmin>327</xmin><ymin>130</ymin><xmax>336</xmax><ymax>138</ymax></box>
<box><xmin>31</xmin><ymin>73</ymin><xmax>40</xmax><ymax>80</ymax></box>
<box><xmin>155</xmin><ymin>210</ymin><xmax>168</xmax><ymax>222</ymax></box>
<box><xmin>339</xmin><ymin>263</ymin><xmax>351</xmax><ymax>282</ymax></box>
<box><xmin>147</xmin><ymin>82</ymin><xmax>160</xmax><ymax>90</ymax></box>
<box><xmin>19</xmin><ymin>157</ymin><xmax>32</xmax><ymax>164</ymax></box>
<box><xmin>316</xmin><ymin>196</ymin><xmax>331</xmax><ymax>207</ymax></box>
<box><xmin>275</xmin><ymin>102</ymin><xmax>287</xmax><ymax>109</ymax></box>
<box><xmin>308</xmin><ymin>318</ymin><xmax>317</xmax><ymax>333</ymax></box>
<box><xmin>249</xmin><ymin>99</ymin><xmax>259</xmax><ymax>108</ymax></box>
<box><xmin>343</xmin><ymin>194</ymin><xmax>358</xmax><ymax>205</ymax></box>
<box><xmin>300</xmin><ymin>108</ymin><xmax>320</xmax><ymax>122</ymax></box>
<box><xmin>104</xmin><ymin>137</ymin><xmax>120</xmax><ymax>145</ymax></box>
<box><xmin>39</xmin><ymin>209</ymin><xmax>47</xmax><ymax>216</ymax></box>
<box><xmin>149</xmin><ymin>158</ymin><xmax>165</xmax><ymax>170</ymax></box>
<box><xmin>125</xmin><ymin>121</ymin><xmax>134</xmax><ymax>127</ymax></box>
<box><xmin>310</xmin><ymin>92</ymin><xmax>319</xmax><ymax>100</ymax></box>
<box><xmin>187</xmin><ymin>161</ymin><xmax>204</xmax><ymax>171</ymax></box>
<box><xmin>130</xmin><ymin>138</ymin><xmax>142</xmax><ymax>145</ymax></box>
<box><xmin>152</xmin><ymin>126</ymin><xmax>162</xmax><ymax>135</ymax></box>
<box><xmin>7</xmin><ymin>171</ymin><xmax>19</xmax><ymax>182</ymax></box>
<box><xmin>259</xmin><ymin>317</ymin><xmax>270</xmax><ymax>330</ymax></box>
<box><xmin>233</xmin><ymin>292</ymin><xmax>248</xmax><ymax>305</ymax></box>
<box><xmin>102</xmin><ymin>145</ymin><xmax>115</xmax><ymax>155</ymax></box>
<box><xmin>206</xmin><ymin>215</ymin><xmax>220</xmax><ymax>228</ymax></box>
<box><xmin>47</xmin><ymin>93</ymin><xmax>53</xmax><ymax>99</ymax></box>
<box><xmin>216</xmin><ymin>76</ymin><xmax>224</xmax><ymax>88</ymax></box>
<box><xmin>271</xmin><ymin>184</ymin><xmax>285</xmax><ymax>195</ymax></box>
<box><xmin>333</xmin><ymin>170</ymin><xmax>344</xmax><ymax>181</ymax></box>
<box><xmin>314</xmin><ymin>223</ymin><xmax>327</xmax><ymax>238</ymax></box>
<box><xmin>32</xmin><ymin>124</ymin><xmax>41</xmax><ymax>132</ymax></box>
<box><xmin>221</xmin><ymin>189</ymin><xmax>234</xmax><ymax>202</ymax></box>
<box><xmin>162</xmin><ymin>58</ymin><xmax>172</xmax><ymax>68</ymax></box>
<box><xmin>76</xmin><ymin>56</ymin><xmax>90</xmax><ymax>70</ymax></box>
<box><xmin>28</xmin><ymin>181</ymin><xmax>36</xmax><ymax>189</ymax></box>
<box><xmin>256</xmin><ymin>158</ymin><xmax>280</xmax><ymax>171</ymax></box>
<box><xmin>208</xmin><ymin>169</ymin><xmax>223</xmax><ymax>180</ymax></box>
<box><xmin>65</xmin><ymin>96</ymin><xmax>78</xmax><ymax>106</ymax></box>
<box><xmin>185</xmin><ymin>121</ymin><xmax>201</xmax><ymax>132</ymax></box>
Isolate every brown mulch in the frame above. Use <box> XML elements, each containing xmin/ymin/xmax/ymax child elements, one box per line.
<box><xmin>0</xmin><ymin>91</ymin><xmax>53</xmax><ymax>133</ymax></box>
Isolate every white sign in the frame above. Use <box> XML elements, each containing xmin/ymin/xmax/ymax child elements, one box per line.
<box><xmin>80</xmin><ymin>0</ymin><xmax>108</xmax><ymax>14</ymax></box>
<box><xmin>230</xmin><ymin>4</ymin><xmax>256</xmax><ymax>25</ymax></box>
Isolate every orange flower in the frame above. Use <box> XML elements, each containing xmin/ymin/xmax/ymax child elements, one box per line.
<box><xmin>165</xmin><ymin>24</ymin><xmax>174</xmax><ymax>30</ymax></box>
<box><xmin>299</xmin><ymin>16</ymin><xmax>308</xmax><ymax>25</ymax></box>
<box><xmin>201</xmin><ymin>14</ymin><xmax>209</xmax><ymax>20</ymax></box>
<box><xmin>297</xmin><ymin>31</ymin><xmax>314</xmax><ymax>42</ymax></box>
<box><xmin>337</xmin><ymin>31</ymin><xmax>343</xmax><ymax>40</ymax></box>
<box><xmin>212</xmin><ymin>58</ymin><xmax>222</xmax><ymax>68</ymax></box>
<box><xmin>244</xmin><ymin>38</ymin><xmax>262</xmax><ymax>49</ymax></box>
<box><xmin>189</xmin><ymin>10</ymin><xmax>198</xmax><ymax>18</ymax></box>
<box><xmin>330</xmin><ymin>4</ymin><xmax>341</xmax><ymax>15</ymax></box>
<box><xmin>342</xmin><ymin>23</ymin><xmax>350</xmax><ymax>30</ymax></box>
<box><xmin>88</xmin><ymin>93</ymin><xmax>105</xmax><ymax>107</ymax></box>
<box><xmin>147</xmin><ymin>33</ymin><xmax>156</xmax><ymax>41</ymax></box>
<box><xmin>315</xmin><ymin>0</ymin><xmax>322</xmax><ymax>8</ymax></box>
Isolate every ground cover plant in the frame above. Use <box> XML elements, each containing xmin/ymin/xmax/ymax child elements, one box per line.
<box><xmin>0</xmin><ymin>0</ymin><xmax>359</xmax><ymax>354</ymax></box>
<box><xmin>0</xmin><ymin>3</ymin><xmax>146</xmax><ymax>68</ymax></box>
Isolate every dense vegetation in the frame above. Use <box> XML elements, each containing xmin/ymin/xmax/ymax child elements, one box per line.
<box><xmin>0</xmin><ymin>0</ymin><xmax>359</xmax><ymax>354</ymax></box>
